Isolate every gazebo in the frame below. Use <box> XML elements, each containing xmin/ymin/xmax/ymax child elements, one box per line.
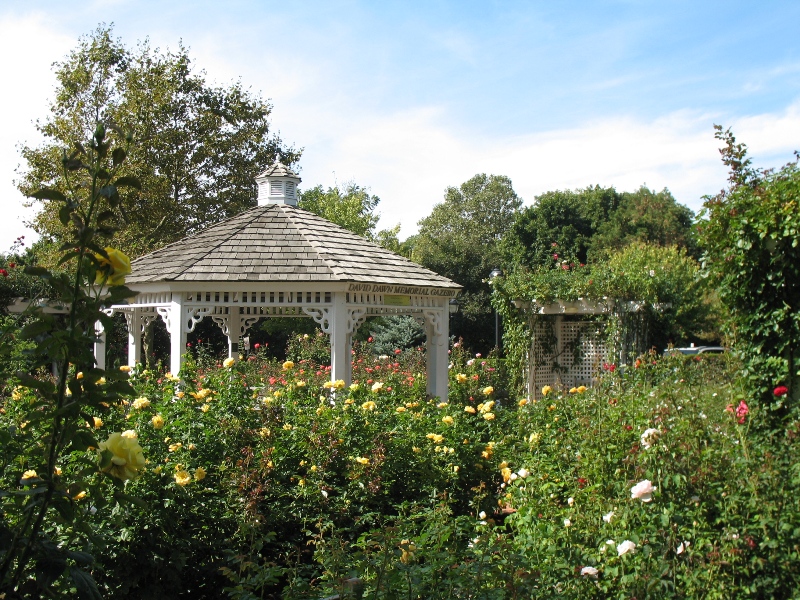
<box><xmin>98</xmin><ymin>163</ymin><xmax>461</xmax><ymax>400</ymax></box>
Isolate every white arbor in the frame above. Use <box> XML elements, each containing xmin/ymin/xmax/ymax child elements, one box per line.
<box><xmin>102</xmin><ymin>163</ymin><xmax>460</xmax><ymax>400</ymax></box>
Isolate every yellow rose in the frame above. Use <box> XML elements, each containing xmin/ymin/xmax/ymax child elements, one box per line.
<box><xmin>371</xmin><ymin>382</ymin><xmax>384</xmax><ymax>393</ymax></box>
<box><xmin>151</xmin><ymin>414</ymin><xmax>165</xmax><ymax>429</ymax></box>
<box><xmin>98</xmin><ymin>432</ymin><xmax>146</xmax><ymax>481</ymax></box>
<box><xmin>283</xmin><ymin>424</ymin><xmax>293</xmax><ymax>430</ymax></box>
<box><xmin>349</xmin><ymin>383</ymin><xmax>360</xmax><ymax>391</ymax></box>
<box><xmin>577</xmin><ymin>385</ymin><xmax>587</xmax><ymax>394</ymax></box>
<box><xmin>355</xmin><ymin>457</ymin><xmax>370</xmax><ymax>465</ymax></box>
<box><xmin>456</xmin><ymin>373</ymin><xmax>468</xmax><ymax>384</ymax></box>
<box><xmin>482</xmin><ymin>386</ymin><xmax>494</xmax><ymax>396</ymax></box>
<box><xmin>121</xmin><ymin>430</ymin><xmax>137</xmax><ymax>439</ymax></box>
<box><xmin>93</xmin><ymin>417</ymin><xmax>103</xmax><ymax>428</ymax></box>
<box><xmin>442</xmin><ymin>415</ymin><xmax>454</xmax><ymax>425</ymax></box>
<box><xmin>464</xmin><ymin>406</ymin><xmax>476</xmax><ymax>414</ymax></box>
<box><xmin>132</xmin><ymin>397</ymin><xmax>151</xmax><ymax>410</ymax></box>
<box><xmin>323</xmin><ymin>380</ymin><xmax>335</xmax><ymax>389</ymax></box>
<box><xmin>518</xmin><ymin>398</ymin><xmax>529</xmax><ymax>406</ymax></box>
<box><xmin>541</xmin><ymin>385</ymin><xmax>552</xmax><ymax>396</ymax></box>
<box><xmin>361</xmin><ymin>401</ymin><xmax>377</xmax><ymax>411</ymax></box>
<box><xmin>396</xmin><ymin>406</ymin><xmax>407</xmax><ymax>413</ymax></box>
<box><xmin>21</xmin><ymin>470</ymin><xmax>38</xmax><ymax>482</ymax></box>
<box><xmin>194</xmin><ymin>466</ymin><xmax>206</xmax><ymax>481</ymax></box>
<box><xmin>94</xmin><ymin>247</ymin><xmax>131</xmax><ymax>286</ymax></box>
<box><xmin>569</xmin><ymin>387</ymin><xmax>578</xmax><ymax>394</ymax></box>
<box><xmin>483</xmin><ymin>412</ymin><xmax>495</xmax><ymax>421</ymax></box>
<box><xmin>174</xmin><ymin>470</ymin><xmax>192</xmax><ymax>486</ymax></box>
<box><xmin>223</xmin><ymin>357</ymin><xmax>235</xmax><ymax>368</ymax></box>
<box><xmin>76</xmin><ymin>372</ymin><xmax>84</xmax><ymax>380</ymax></box>
<box><xmin>119</xmin><ymin>365</ymin><xmax>131</xmax><ymax>373</ymax></box>
<box><xmin>200</xmin><ymin>404</ymin><xmax>210</xmax><ymax>413</ymax></box>
<box><xmin>333</xmin><ymin>379</ymin><xmax>346</xmax><ymax>390</ymax></box>
<box><xmin>282</xmin><ymin>361</ymin><xmax>295</xmax><ymax>370</ymax></box>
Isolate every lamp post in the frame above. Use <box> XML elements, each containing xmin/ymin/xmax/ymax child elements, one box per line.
<box><xmin>489</xmin><ymin>268</ymin><xmax>502</xmax><ymax>350</ymax></box>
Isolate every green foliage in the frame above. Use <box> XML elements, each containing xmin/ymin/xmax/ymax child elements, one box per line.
<box><xmin>18</xmin><ymin>25</ymin><xmax>299</xmax><ymax>264</ymax></box>
<box><xmin>298</xmin><ymin>183</ymin><xmax>382</xmax><ymax>240</ymax></box>
<box><xmin>367</xmin><ymin>316</ymin><xmax>425</xmax><ymax>356</ymax></box>
<box><xmin>594</xmin><ymin>187</ymin><xmax>698</xmax><ymax>257</ymax></box>
<box><xmin>698</xmin><ymin>126</ymin><xmax>800</xmax><ymax>413</ymax></box>
<box><xmin>414</xmin><ymin>174</ymin><xmax>522</xmax><ymax>352</ymax></box>
<box><xmin>494</xmin><ymin>243</ymin><xmax>714</xmax><ymax>391</ymax></box>
<box><xmin>1</xmin><ymin>122</ymin><xmax>139</xmax><ymax>596</ymax></box>
<box><xmin>502</xmin><ymin>185</ymin><xmax>696</xmax><ymax>271</ymax></box>
<box><xmin>501</xmin><ymin>185</ymin><xmax>619</xmax><ymax>269</ymax></box>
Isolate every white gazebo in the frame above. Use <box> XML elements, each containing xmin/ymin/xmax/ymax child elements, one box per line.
<box><xmin>99</xmin><ymin>163</ymin><xmax>461</xmax><ymax>400</ymax></box>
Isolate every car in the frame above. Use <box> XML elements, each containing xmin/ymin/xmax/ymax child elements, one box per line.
<box><xmin>663</xmin><ymin>344</ymin><xmax>727</xmax><ymax>356</ymax></box>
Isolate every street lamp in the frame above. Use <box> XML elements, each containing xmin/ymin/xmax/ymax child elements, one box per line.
<box><xmin>489</xmin><ymin>268</ymin><xmax>502</xmax><ymax>350</ymax></box>
<box><xmin>448</xmin><ymin>298</ymin><xmax>460</xmax><ymax>314</ymax></box>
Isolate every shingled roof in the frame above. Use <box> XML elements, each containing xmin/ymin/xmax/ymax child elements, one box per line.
<box><xmin>127</xmin><ymin>204</ymin><xmax>461</xmax><ymax>287</ymax></box>
<box><xmin>256</xmin><ymin>163</ymin><xmax>300</xmax><ymax>178</ymax></box>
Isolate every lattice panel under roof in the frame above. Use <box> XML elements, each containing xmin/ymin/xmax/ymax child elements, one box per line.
<box><xmin>528</xmin><ymin>319</ymin><xmax>608</xmax><ymax>400</ymax></box>
<box><xmin>529</xmin><ymin>319</ymin><xmax>558</xmax><ymax>400</ymax></box>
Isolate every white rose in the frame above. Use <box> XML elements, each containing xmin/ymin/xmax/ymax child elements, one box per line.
<box><xmin>617</xmin><ymin>540</ymin><xmax>636</xmax><ymax>556</ymax></box>
<box><xmin>630</xmin><ymin>479</ymin><xmax>656</xmax><ymax>502</ymax></box>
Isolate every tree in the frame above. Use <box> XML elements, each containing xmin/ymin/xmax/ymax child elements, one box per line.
<box><xmin>18</xmin><ymin>26</ymin><xmax>299</xmax><ymax>264</ymax></box>
<box><xmin>298</xmin><ymin>183</ymin><xmax>382</xmax><ymax>239</ymax></box>
<box><xmin>501</xmin><ymin>186</ymin><xmax>619</xmax><ymax>269</ymax></box>
<box><xmin>592</xmin><ymin>186</ymin><xmax>697</xmax><ymax>257</ymax></box>
<box><xmin>699</xmin><ymin>126</ymin><xmax>800</xmax><ymax>414</ymax></box>
<box><xmin>413</xmin><ymin>174</ymin><xmax>522</xmax><ymax>352</ymax></box>
<box><xmin>501</xmin><ymin>185</ymin><xmax>696</xmax><ymax>270</ymax></box>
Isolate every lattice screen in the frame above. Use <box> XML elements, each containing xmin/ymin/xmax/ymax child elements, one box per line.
<box><xmin>528</xmin><ymin>318</ymin><xmax>609</xmax><ymax>400</ymax></box>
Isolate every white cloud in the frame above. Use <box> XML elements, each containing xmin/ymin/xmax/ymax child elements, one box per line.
<box><xmin>0</xmin><ymin>12</ymin><xmax>74</xmax><ymax>249</ymax></box>
<box><xmin>296</xmin><ymin>102</ymin><xmax>800</xmax><ymax>236</ymax></box>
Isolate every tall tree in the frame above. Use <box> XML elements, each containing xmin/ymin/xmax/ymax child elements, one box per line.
<box><xmin>592</xmin><ymin>186</ymin><xmax>697</xmax><ymax>257</ymax></box>
<box><xmin>414</xmin><ymin>174</ymin><xmax>522</xmax><ymax>352</ymax></box>
<box><xmin>502</xmin><ymin>185</ymin><xmax>696</xmax><ymax>270</ymax></box>
<box><xmin>18</xmin><ymin>25</ymin><xmax>299</xmax><ymax>263</ymax></box>
<box><xmin>298</xmin><ymin>183</ymin><xmax>382</xmax><ymax>239</ymax></box>
<box><xmin>501</xmin><ymin>185</ymin><xmax>619</xmax><ymax>269</ymax></box>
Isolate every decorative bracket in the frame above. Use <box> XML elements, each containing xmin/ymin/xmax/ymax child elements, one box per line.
<box><xmin>185</xmin><ymin>307</ymin><xmax>214</xmax><ymax>333</ymax></box>
<box><xmin>211</xmin><ymin>315</ymin><xmax>230</xmax><ymax>337</ymax></box>
<box><xmin>422</xmin><ymin>309</ymin><xmax>444</xmax><ymax>337</ymax></box>
<box><xmin>303</xmin><ymin>307</ymin><xmax>332</xmax><ymax>333</ymax></box>
<box><xmin>157</xmin><ymin>306</ymin><xmax>174</xmax><ymax>334</ymax></box>
<box><xmin>240</xmin><ymin>316</ymin><xmax>261</xmax><ymax>337</ymax></box>
<box><xmin>347</xmin><ymin>308</ymin><xmax>368</xmax><ymax>335</ymax></box>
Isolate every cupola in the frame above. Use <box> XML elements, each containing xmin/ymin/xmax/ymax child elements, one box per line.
<box><xmin>255</xmin><ymin>162</ymin><xmax>302</xmax><ymax>206</ymax></box>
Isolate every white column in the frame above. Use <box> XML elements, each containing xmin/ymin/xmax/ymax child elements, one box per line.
<box><xmin>128</xmin><ymin>309</ymin><xmax>141</xmax><ymax>367</ymax></box>
<box><xmin>329</xmin><ymin>293</ymin><xmax>350</xmax><ymax>385</ymax></box>
<box><xmin>425</xmin><ymin>307</ymin><xmax>449</xmax><ymax>402</ymax></box>
<box><xmin>168</xmin><ymin>295</ymin><xmax>187</xmax><ymax>376</ymax></box>
<box><xmin>227</xmin><ymin>310</ymin><xmax>242</xmax><ymax>358</ymax></box>
<box><xmin>93</xmin><ymin>320</ymin><xmax>106</xmax><ymax>370</ymax></box>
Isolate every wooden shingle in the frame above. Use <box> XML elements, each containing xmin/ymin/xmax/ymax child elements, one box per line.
<box><xmin>127</xmin><ymin>204</ymin><xmax>460</xmax><ymax>289</ymax></box>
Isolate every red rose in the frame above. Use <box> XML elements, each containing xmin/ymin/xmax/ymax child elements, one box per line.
<box><xmin>774</xmin><ymin>385</ymin><xmax>789</xmax><ymax>397</ymax></box>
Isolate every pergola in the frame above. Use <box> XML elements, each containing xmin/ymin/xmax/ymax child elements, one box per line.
<box><xmin>98</xmin><ymin>163</ymin><xmax>461</xmax><ymax>400</ymax></box>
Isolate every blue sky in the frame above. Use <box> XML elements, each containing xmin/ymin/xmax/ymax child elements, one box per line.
<box><xmin>1</xmin><ymin>1</ymin><xmax>799</xmax><ymax>249</ymax></box>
